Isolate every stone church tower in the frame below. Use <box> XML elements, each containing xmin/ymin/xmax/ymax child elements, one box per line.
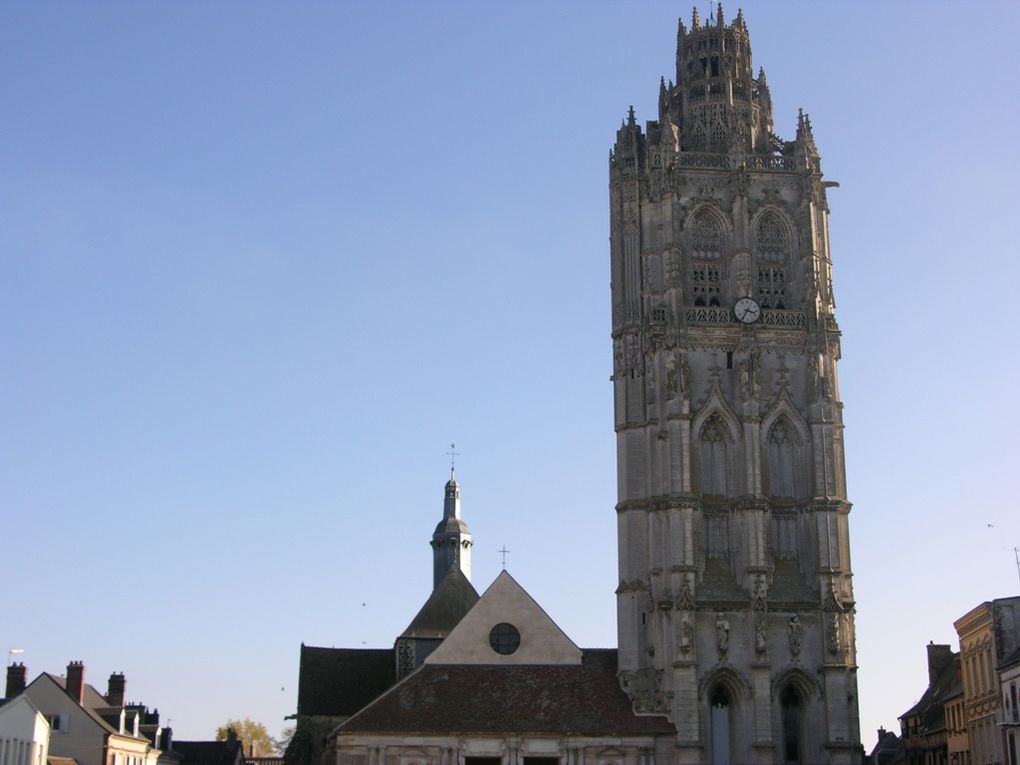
<box><xmin>610</xmin><ymin>7</ymin><xmax>861</xmax><ymax>763</ymax></box>
<box><xmin>431</xmin><ymin>471</ymin><xmax>472</xmax><ymax>590</ymax></box>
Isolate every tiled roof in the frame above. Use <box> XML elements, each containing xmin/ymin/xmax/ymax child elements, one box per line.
<box><xmin>173</xmin><ymin>740</ymin><xmax>241</xmax><ymax>765</ymax></box>
<box><xmin>338</xmin><ymin>649</ymin><xmax>675</xmax><ymax>737</ymax></box>
<box><xmin>296</xmin><ymin>646</ymin><xmax>395</xmax><ymax>717</ymax></box>
<box><xmin>899</xmin><ymin>654</ymin><xmax>959</xmax><ymax>733</ymax></box>
<box><xmin>399</xmin><ymin>570</ymin><xmax>479</xmax><ymax>639</ymax></box>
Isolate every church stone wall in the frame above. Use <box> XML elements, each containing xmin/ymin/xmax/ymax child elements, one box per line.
<box><xmin>610</xmin><ymin>8</ymin><xmax>861</xmax><ymax>764</ymax></box>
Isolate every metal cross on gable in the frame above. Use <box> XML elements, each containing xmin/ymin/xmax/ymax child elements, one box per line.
<box><xmin>498</xmin><ymin>545</ymin><xmax>511</xmax><ymax>569</ymax></box>
<box><xmin>446</xmin><ymin>442</ymin><xmax>460</xmax><ymax>472</ymax></box>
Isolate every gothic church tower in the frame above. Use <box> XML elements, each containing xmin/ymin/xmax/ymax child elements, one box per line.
<box><xmin>610</xmin><ymin>7</ymin><xmax>861</xmax><ymax>763</ymax></box>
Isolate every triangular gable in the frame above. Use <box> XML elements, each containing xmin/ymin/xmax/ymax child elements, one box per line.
<box><xmin>25</xmin><ymin>674</ymin><xmax>116</xmax><ymax>736</ymax></box>
<box><xmin>0</xmin><ymin>693</ymin><xmax>47</xmax><ymax>729</ymax></box>
<box><xmin>424</xmin><ymin>570</ymin><xmax>581</xmax><ymax>666</ymax></box>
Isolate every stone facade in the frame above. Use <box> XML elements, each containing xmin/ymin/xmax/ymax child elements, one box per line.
<box><xmin>609</xmin><ymin>7</ymin><xmax>860</xmax><ymax>763</ymax></box>
<box><xmin>953</xmin><ymin>598</ymin><xmax>1020</xmax><ymax>765</ymax></box>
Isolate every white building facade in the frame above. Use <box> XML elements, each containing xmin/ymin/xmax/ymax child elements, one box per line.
<box><xmin>0</xmin><ymin>695</ymin><xmax>49</xmax><ymax>765</ymax></box>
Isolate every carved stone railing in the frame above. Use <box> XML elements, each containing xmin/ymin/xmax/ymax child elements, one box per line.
<box><xmin>744</xmin><ymin>154</ymin><xmax>800</xmax><ymax>171</ymax></box>
<box><xmin>761</xmin><ymin>309</ymin><xmax>807</xmax><ymax>328</ymax></box>
<box><xmin>685</xmin><ymin>306</ymin><xmax>732</xmax><ymax>324</ymax></box>
<box><xmin>677</xmin><ymin>152</ymin><xmax>732</xmax><ymax>170</ymax></box>
<box><xmin>684</xmin><ymin>306</ymin><xmax>807</xmax><ymax>328</ymax></box>
<box><xmin>676</xmin><ymin>152</ymin><xmax>804</xmax><ymax>172</ymax></box>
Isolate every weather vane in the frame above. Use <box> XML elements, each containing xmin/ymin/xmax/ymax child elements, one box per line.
<box><xmin>446</xmin><ymin>442</ymin><xmax>460</xmax><ymax>474</ymax></box>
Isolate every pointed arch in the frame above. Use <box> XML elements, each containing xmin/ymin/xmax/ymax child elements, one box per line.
<box><xmin>692</xmin><ymin>383</ymin><xmax>743</xmax><ymax>498</ymax></box>
<box><xmin>761</xmin><ymin>395</ymin><xmax>811</xmax><ymax>500</ymax></box>
<box><xmin>760</xmin><ymin>394</ymin><xmax>811</xmax><ymax>446</ymax></box>
<box><xmin>698</xmin><ymin>413</ymin><xmax>730</xmax><ymax>497</ymax></box>
<box><xmin>772</xmin><ymin>668</ymin><xmax>820</xmax><ymax>765</ymax></box>
<box><xmin>699</xmin><ymin>666</ymin><xmax>753</xmax><ymax>765</ymax></box>
<box><xmin>752</xmin><ymin>208</ymin><xmax>795</xmax><ymax>262</ymax></box>
<box><xmin>692</xmin><ymin>383</ymin><xmax>743</xmax><ymax>443</ymax></box>
<box><xmin>698</xmin><ymin>665</ymin><xmax>753</xmax><ymax>701</ymax></box>
<box><xmin>771</xmin><ymin>666</ymin><xmax>822</xmax><ymax>701</ymax></box>
<box><xmin>751</xmin><ymin>207</ymin><xmax>797</xmax><ymax>310</ymax></box>
<box><xmin>685</xmin><ymin>204</ymin><xmax>729</xmax><ymax>308</ymax></box>
<box><xmin>685</xmin><ymin>204</ymin><xmax>731</xmax><ymax>248</ymax></box>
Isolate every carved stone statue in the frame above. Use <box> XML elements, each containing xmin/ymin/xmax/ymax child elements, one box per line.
<box><xmin>733</xmin><ymin>251</ymin><xmax>752</xmax><ymax>298</ymax></box>
<box><xmin>755</xmin><ymin>614</ymin><xmax>767</xmax><ymax>654</ymax></box>
<box><xmin>788</xmin><ymin>614</ymin><xmax>802</xmax><ymax>656</ymax></box>
<box><xmin>828</xmin><ymin>613</ymin><xmax>841</xmax><ymax>655</ymax></box>
<box><xmin>716</xmin><ymin>612</ymin><xmax>730</xmax><ymax>653</ymax></box>
<box><xmin>738</xmin><ymin>362</ymin><xmax>751</xmax><ymax>401</ymax></box>
<box><xmin>679</xmin><ymin>613</ymin><xmax>693</xmax><ymax>653</ymax></box>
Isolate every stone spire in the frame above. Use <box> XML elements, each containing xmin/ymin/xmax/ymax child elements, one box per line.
<box><xmin>430</xmin><ymin>468</ymin><xmax>472</xmax><ymax>590</ymax></box>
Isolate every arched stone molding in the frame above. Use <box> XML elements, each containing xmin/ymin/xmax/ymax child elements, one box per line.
<box><xmin>692</xmin><ymin>381</ymin><xmax>743</xmax><ymax>444</ymax></box>
<box><xmin>684</xmin><ymin>203</ymin><xmax>733</xmax><ymax>238</ymax></box>
<box><xmin>760</xmin><ymin>393</ymin><xmax>811</xmax><ymax>445</ymax></box>
<box><xmin>698</xmin><ymin>664</ymin><xmax>754</xmax><ymax>701</ymax></box>
<box><xmin>749</xmin><ymin>206</ymin><xmax>800</xmax><ymax>256</ymax></box>
<box><xmin>770</xmin><ymin>666</ymin><xmax>823</xmax><ymax>701</ymax></box>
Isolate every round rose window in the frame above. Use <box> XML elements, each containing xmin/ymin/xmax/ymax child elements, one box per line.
<box><xmin>488</xmin><ymin>622</ymin><xmax>521</xmax><ymax>655</ymax></box>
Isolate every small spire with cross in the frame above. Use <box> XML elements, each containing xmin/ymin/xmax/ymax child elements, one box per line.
<box><xmin>446</xmin><ymin>442</ymin><xmax>460</xmax><ymax>478</ymax></box>
<box><xmin>499</xmin><ymin>545</ymin><xmax>511</xmax><ymax>570</ymax></box>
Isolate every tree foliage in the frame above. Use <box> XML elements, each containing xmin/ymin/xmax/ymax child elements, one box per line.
<box><xmin>216</xmin><ymin>719</ymin><xmax>278</xmax><ymax>757</ymax></box>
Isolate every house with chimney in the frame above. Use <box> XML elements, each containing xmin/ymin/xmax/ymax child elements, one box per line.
<box><xmin>2</xmin><ymin>661</ymin><xmax>177</xmax><ymax>765</ymax></box>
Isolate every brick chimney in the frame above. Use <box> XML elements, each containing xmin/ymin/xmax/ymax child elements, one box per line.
<box><xmin>106</xmin><ymin>672</ymin><xmax>126</xmax><ymax>706</ymax></box>
<box><xmin>6</xmin><ymin>662</ymin><xmax>27</xmax><ymax>698</ymax></box>
<box><xmin>65</xmin><ymin>661</ymin><xmax>85</xmax><ymax>704</ymax></box>
<box><xmin>926</xmin><ymin>642</ymin><xmax>953</xmax><ymax>685</ymax></box>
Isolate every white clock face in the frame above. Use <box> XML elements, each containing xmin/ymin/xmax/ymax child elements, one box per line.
<box><xmin>734</xmin><ymin>297</ymin><xmax>761</xmax><ymax>324</ymax></box>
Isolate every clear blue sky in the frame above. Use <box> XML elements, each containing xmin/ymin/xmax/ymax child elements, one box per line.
<box><xmin>3</xmin><ymin>0</ymin><xmax>1019</xmax><ymax>750</ymax></box>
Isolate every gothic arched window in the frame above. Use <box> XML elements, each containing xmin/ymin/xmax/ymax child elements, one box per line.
<box><xmin>699</xmin><ymin>413</ymin><xmax>729</xmax><ymax>497</ymax></box>
<box><xmin>710</xmin><ymin>687</ymin><xmax>732</xmax><ymax>765</ymax></box>
<box><xmin>781</xmin><ymin>686</ymin><xmax>803</xmax><ymax>764</ymax></box>
<box><xmin>756</xmin><ymin>212</ymin><xmax>790</xmax><ymax>309</ymax></box>
<box><xmin>767</xmin><ymin>417</ymin><xmax>802</xmax><ymax>499</ymax></box>
<box><xmin>690</xmin><ymin>211</ymin><xmax>723</xmax><ymax>259</ymax></box>
<box><xmin>756</xmin><ymin>212</ymin><xmax>789</xmax><ymax>262</ymax></box>
<box><xmin>690</xmin><ymin>210</ymin><xmax>724</xmax><ymax>307</ymax></box>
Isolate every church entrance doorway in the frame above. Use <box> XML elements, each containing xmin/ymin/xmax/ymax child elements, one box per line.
<box><xmin>780</xmin><ymin>686</ymin><xmax>802</xmax><ymax>764</ymax></box>
<box><xmin>710</xmin><ymin>687</ymin><xmax>731</xmax><ymax>765</ymax></box>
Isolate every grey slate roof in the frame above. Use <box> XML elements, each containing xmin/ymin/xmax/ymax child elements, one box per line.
<box><xmin>899</xmin><ymin>653</ymin><xmax>959</xmax><ymax>735</ymax></box>
<box><xmin>337</xmin><ymin>649</ymin><xmax>675</xmax><ymax>737</ymax></box>
<box><xmin>295</xmin><ymin>646</ymin><xmax>395</xmax><ymax>717</ymax></box>
<box><xmin>398</xmin><ymin>569</ymin><xmax>479</xmax><ymax>639</ymax></box>
<box><xmin>173</xmin><ymin>739</ymin><xmax>242</xmax><ymax>765</ymax></box>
